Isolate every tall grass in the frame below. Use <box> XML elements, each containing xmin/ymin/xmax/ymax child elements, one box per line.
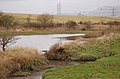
<box><xmin>45</xmin><ymin>42</ymin><xmax>97</xmax><ymax>61</ymax></box>
<box><xmin>44</xmin><ymin>33</ymin><xmax>120</xmax><ymax>79</ymax></box>
<box><xmin>0</xmin><ymin>47</ymin><xmax>48</xmax><ymax>78</ymax></box>
<box><xmin>45</xmin><ymin>33</ymin><xmax>120</xmax><ymax>62</ymax></box>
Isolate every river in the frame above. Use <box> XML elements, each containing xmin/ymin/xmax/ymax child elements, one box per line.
<box><xmin>12</xmin><ymin>34</ymin><xmax>85</xmax><ymax>53</ymax></box>
<box><xmin>9</xmin><ymin>34</ymin><xmax>85</xmax><ymax>79</ymax></box>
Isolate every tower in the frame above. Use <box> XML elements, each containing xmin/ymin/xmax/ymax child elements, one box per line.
<box><xmin>112</xmin><ymin>7</ymin><xmax>116</xmax><ymax>17</ymax></box>
<box><xmin>57</xmin><ymin>2</ymin><xmax>61</xmax><ymax>15</ymax></box>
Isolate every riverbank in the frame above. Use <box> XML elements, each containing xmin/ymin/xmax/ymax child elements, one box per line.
<box><xmin>0</xmin><ymin>31</ymin><xmax>120</xmax><ymax>79</ymax></box>
<box><xmin>0</xmin><ymin>29</ymin><xmax>120</xmax><ymax>36</ymax></box>
<box><xmin>0</xmin><ymin>29</ymin><xmax>99</xmax><ymax>36</ymax></box>
<box><xmin>43</xmin><ymin>33</ymin><xmax>120</xmax><ymax>79</ymax></box>
<box><xmin>0</xmin><ymin>47</ymin><xmax>48</xmax><ymax>78</ymax></box>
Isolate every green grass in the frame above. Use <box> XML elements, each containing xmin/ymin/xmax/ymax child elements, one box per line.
<box><xmin>0</xmin><ymin>30</ymin><xmax>98</xmax><ymax>36</ymax></box>
<box><xmin>44</xmin><ymin>34</ymin><xmax>120</xmax><ymax>79</ymax></box>
<box><xmin>44</xmin><ymin>56</ymin><xmax>120</xmax><ymax>79</ymax></box>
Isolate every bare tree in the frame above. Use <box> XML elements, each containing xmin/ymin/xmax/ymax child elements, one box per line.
<box><xmin>0</xmin><ymin>15</ymin><xmax>14</xmax><ymax>29</ymax></box>
<box><xmin>0</xmin><ymin>33</ymin><xmax>18</xmax><ymax>51</ymax></box>
<box><xmin>37</xmin><ymin>14</ymin><xmax>54</xmax><ymax>29</ymax></box>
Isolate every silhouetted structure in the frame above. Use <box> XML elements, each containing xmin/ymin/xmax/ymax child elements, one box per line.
<box><xmin>57</xmin><ymin>2</ymin><xmax>61</xmax><ymax>15</ymax></box>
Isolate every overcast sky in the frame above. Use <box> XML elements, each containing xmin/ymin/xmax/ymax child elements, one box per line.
<box><xmin>0</xmin><ymin>0</ymin><xmax>120</xmax><ymax>14</ymax></box>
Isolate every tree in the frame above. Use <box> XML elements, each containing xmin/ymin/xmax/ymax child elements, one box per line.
<box><xmin>0</xmin><ymin>15</ymin><xmax>14</xmax><ymax>29</ymax></box>
<box><xmin>37</xmin><ymin>14</ymin><xmax>54</xmax><ymax>29</ymax></box>
<box><xmin>0</xmin><ymin>33</ymin><xmax>18</xmax><ymax>51</ymax></box>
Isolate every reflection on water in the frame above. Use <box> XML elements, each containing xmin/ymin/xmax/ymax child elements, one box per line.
<box><xmin>12</xmin><ymin>34</ymin><xmax>84</xmax><ymax>52</ymax></box>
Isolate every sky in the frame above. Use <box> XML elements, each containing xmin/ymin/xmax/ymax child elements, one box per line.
<box><xmin>0</xmin><ymin>0</ymin><xmax>120</xmax><ymax>14</ymax></box>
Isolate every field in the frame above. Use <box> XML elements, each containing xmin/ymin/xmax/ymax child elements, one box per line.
<box><xmin>0</xmin><ymin>13</ymin><xmax>120</xmax><ymax>79</ymax></box>
<box><xmin>43</xmin><ymin>33</ymin><xmax>120</xmax><ymax>79</ymax></box>
<box><xmin>7</xmin><ymin>13</ymin><xmax>120</xmax><ymax>23</ymax></box>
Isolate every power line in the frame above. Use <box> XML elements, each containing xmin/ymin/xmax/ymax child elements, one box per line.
<box><xmin>99</xmin><ymin>6</ymin><xmax>119</xmax><ymax>17</ymax></box>
<box><xmin>57</xmin><ymin>2</ymin><xmax>61</xmax><ymax>15</ymax></box>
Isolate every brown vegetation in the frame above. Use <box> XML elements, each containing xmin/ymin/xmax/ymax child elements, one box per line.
<box><xmin>84</xmin><ymin>31</ymin><xmax>105</xmax><ymax>38</ymax></box>
<box><xmin>37</xmin><ymin>14</ymin><xmax>54</xmax><ymax>29</ymax></box>
<box><xmin>45</xmin><ymin>42</ymin><xmax>97</xmax><ymax>61</ymax></box>
<box><xmin>0</xmin><ymin>47</ymin><xmax>48</xmax><ymax>78</ymax></box>
<box><xmin>0</xmin><ymin>14</ymin><xmax>15</xmax><ymax>29</ymax></box>
<box><xmin>0</xmin><ymin>12</ymin><xmax>120</xmax><ymax>33</ymax></box>
<box><xmin>65</xmin><ymin>20</ymin><xmax>77</xmax><ymax>29</ymax></box>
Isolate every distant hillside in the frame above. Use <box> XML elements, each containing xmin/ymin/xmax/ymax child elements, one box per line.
<box><xmin>5</xmin><ymin>13</ymin><xmax>120</xmax><ymax>23</ymax></box>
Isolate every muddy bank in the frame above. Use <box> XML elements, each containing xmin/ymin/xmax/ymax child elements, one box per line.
<box><xmin>8</xmin><ymin>60</ymin><xmax>86</xmax><ymax>79</ymax></box>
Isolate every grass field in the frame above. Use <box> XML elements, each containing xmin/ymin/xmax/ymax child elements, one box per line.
<box><xmin>44</xmin><ymin>56</ymin><xmax>120</xmax><ymax>79</ymax></box>
<box><xmin>43</xmin><ymin>33</ymin><xmax>120</xmax><ymax>79</ymax></box>
<box><xmin>7</xmin><ymin>13</ymin><xmax>120</xmax><ymax>23</ymax></box>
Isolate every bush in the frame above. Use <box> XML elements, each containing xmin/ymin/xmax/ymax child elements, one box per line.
<box><xmin>106</xmin><ymin>21</ymin><xmax>120</xmax><ymax>26</ymax></box>
<box><xmin>0</xmin><ymin>14</ymin><xmax>15</xmax><ymax>29</ymax></box>
<box><xmin>65</xmin><ymin>20</ymin><xmax>77</xmax><ymax>29</ymax></box>
<box><xmin>36</xmin><ymin>14</ymin><xmax>54</xmax><ymax>29</ymax></box>
<box><xmin>84</xmin><ymin>21</ymin><xmax>92</xmax><ymax>29</ymax></box>
<box><xmin>45</xmin><ymin>42</ymin><xmax>87</xmax><ymax>61</ymax></box>
<box><xmin>45</xmin><ymin>43</ymin><xmax>66</xmax><ymax>60</ymax></box>
<box><xmin>0</xmin><ymin>47</ymin><xmax>48</xmax><ymax>78</ymax></box>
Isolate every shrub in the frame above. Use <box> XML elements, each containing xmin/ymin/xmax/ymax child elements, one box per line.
<box><xmin>106</xmin><ymin>21</ymin><xmax>120</xmax><ymax>26</ymax></box>
<box><xmin>65</xmin><ymin>20</ymin><xmax>77</xmax><ymax>29</ymax></box>
<box><xmin>0</xmin><ymin>47</ymin><xmax>48</xmax><ymax>78</ymax></box>
<box><xmin>45</xmin><ymin>42</ymin><xmax>86</xmax><ymax>61</ymax></box>
<box><xmin>0</xmin><ymin>56</ymin><xmax>13</xmax><ymax>78</ymax></box>
<box><xmin>84</xmin><ymin>21</ymin><xmax>92</xmax><ymax>30</ymax></box>
<box><xmin>0</xmin><ymin>14</ymin><xmax>15</xmax><ymax>29</ymax></box>
<box><xmin>45</xmin><ymin>43</ymin><xmax>66</xmax><ymax>60</ymax></box>
<box><xmin>36</xmin><ymin>14</ymin><xmax>54</xmax><ymax>29</ymax></box>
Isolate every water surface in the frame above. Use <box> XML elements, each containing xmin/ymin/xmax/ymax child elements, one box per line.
<box><xmin>12</xmin><ymin>34</ymin><xmax>84</xmax><ymax>53</ymax></box>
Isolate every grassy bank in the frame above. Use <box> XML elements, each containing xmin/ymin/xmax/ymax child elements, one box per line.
<box><xmin>44</xmin><ymin>55</ymin><xmax>120</xmax><ymax>79</ymax></box>
<box><xmin>0</xmin><ymin>47</ymin><xmax>48</xmax><ymax>78</ymax></box>
<box><xmin>44</xmin><ymin>33</ymin><xmax>120</xmax><ymax>79</ymax></box>
<box><xmin>0</xmin><ymin>29</ymin><xmax>99</xmax><ymax>36</ymax></box>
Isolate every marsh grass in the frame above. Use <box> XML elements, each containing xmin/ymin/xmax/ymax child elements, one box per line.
<box><xmin>0</xmin><ymin>47</ymin><xmax>48</xmax><ymax>78</ymax></box>
<box><xmin>44</xmin><ymin>34</ymin><xmax>120</xmax><ymax>79</ymax></box>
<box><xmin>45</xmin><ymin>42</ymin><xmax>97</xmax><ymax>61</ymax></box>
